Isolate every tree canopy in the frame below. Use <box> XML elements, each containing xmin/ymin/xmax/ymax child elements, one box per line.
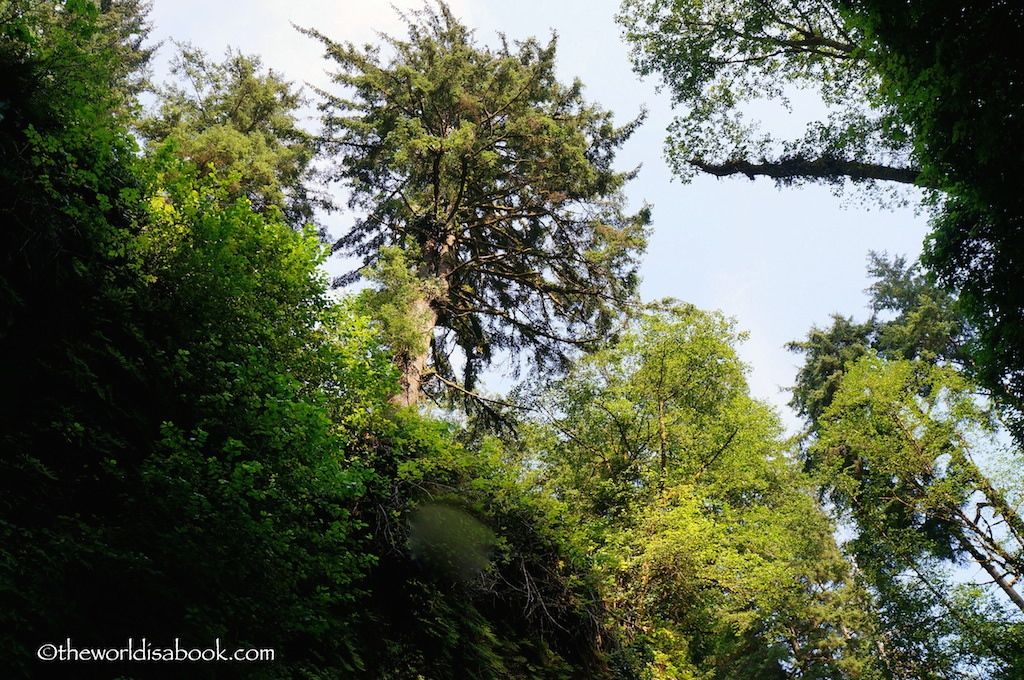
<box><xmin>2</xmin><ymin>1</ymin><xmax>1023</xmax><ymax>678</ymax></box>
<box><xmin>519</xmin><ymin>304</ymin><xmax>889</xmax><ymax>678</ymax></box>
<box><xmin>845</xmin><ymin>0</ymin><xmax>1024</xmax><ymax>427</ymax></box>
<box><xmin>139</xmin><ymin>44</ymin><xmax>323</xmax><ymax>232</ymax></box>
<box><xmin>617</xmin><ymin>0</ymin><xmax>914</xmax><ymax>188</ymax></box>
<box><xmin>790</xmin><ymin>256</ymin><xmax>1024</xmax><ymax>677</ymax></box>
<box><xmin>618</xmin><ymin>0</ymin><xmax>1024</xmax><ymax>433</ymax></box>
<box><xmin>306</xmin><ymin>3</ymin><xmax>649</xmax><ymax>407</ymax></box>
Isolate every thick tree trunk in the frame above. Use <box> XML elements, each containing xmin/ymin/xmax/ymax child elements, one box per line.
<box><xmin>390</xmin><ymin>229</ymin><xmax>452</xmax><ymax>408</ymax></box>
<box><xmin>391</xmin><ymin>295</ymin><xmax>438</xmax><ymax>408</ymax></box>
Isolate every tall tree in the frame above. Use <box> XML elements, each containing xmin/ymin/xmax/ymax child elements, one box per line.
<box><xmin>789</xmin><ymin>253</ymin><xmax>971</xmax><ymax>430</ymax></box>
<box><xmin>814</xmin><ymin>356</ymin><xmax>1024</xmax><ymax>612</ymax></box>
<box><xmin>522</xmin><ymin>304</ymin><xmax>888</xmax><ymax>678</ymax></box>
<box><xmin>138</xmin><ymin>45</ymin><xmax>322</xmax><ymax>232</ymax></box>
<box><xmin>617</xmin><ymin>0</ymin><xmax>913</xmax><ymax>188</ymax></box>
<box><xmin>305</xmin><ymin>2</ymin><xmax>649</xmax><ymax>408</ymax></box>
<box><xmin>790</xmin><ymin>257</ymin><xmax>1024</xmax><ymax>676</ymax></box>
<box><xmin>811</xmin><ymin>355</ymin><xmax>1024</xmax><ymax>676</ymax></box>
<box><xmin>618</xmin><ymin>0</ymin><xmax>1024</xmax><ymax>433</ymax></box>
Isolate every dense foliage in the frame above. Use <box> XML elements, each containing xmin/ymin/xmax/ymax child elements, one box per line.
<box><xmin>1</xmin><ymin>1</ymin><xmax>1021</xmax><ymax>678</ymax></box>
<box><xmin>790</xmin><ymin>257</ymin><xmax>1024</xmax><ymax>677</ymax></box>
<box><xmin>841</xmin><ymin>0</ymin><xmax>1024</xmax><ymax>441</ymax></box>
<box><xmin>138</xmin><ymin>45</ymin><xmax>324</xmax><ymax>233</ymax></box>
<box><xmin>518</xmin><ymin>305</ymin><xmax>888</xmax><ymax>678</ymax></box>
<box><xmin>305</xmin><ymin>4</ymin><xmax>649</xmax><ymax>408</ymax></box>
<box><xmin>0</xmin><ymin>3</ymin><xmax>610</xmax><ymax>677</ymax></box>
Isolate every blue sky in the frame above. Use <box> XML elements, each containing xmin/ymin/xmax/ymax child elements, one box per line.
<box><xmin>147</xmin><ymin>0</ymin><xmax>930</xmax><ymax>429</ymax></box>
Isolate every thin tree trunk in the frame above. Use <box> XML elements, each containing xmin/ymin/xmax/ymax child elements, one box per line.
<box><xmin>657</xmin><ymin>398</ymin><xmax>668</xmax><ymax>475</ymax></box>
<box><xmin>957</xmin><ymin>531</ymin><xmax>1024</xmax><ymax>613</ymax></box>
<box><xmin>973</xmin><ymin>466</ymin><xmax>1024</xmax><ymax>552</ymax></box>
<box><xmin>953</xmin><ymin>449</ymin><xmax>1024</xmax><ymax>574</ymax></box>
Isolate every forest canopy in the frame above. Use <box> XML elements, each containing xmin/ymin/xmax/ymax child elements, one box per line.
<box><xmin>1</xmin><ymin>1</ymin><xmax>1022</xmax><ymax>678</ymax></box>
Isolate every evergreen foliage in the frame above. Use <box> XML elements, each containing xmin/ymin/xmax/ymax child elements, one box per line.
<box><xmin>305</xmin><ymin>3</ymin><xmax>649</xmax><ymax>408</ymax></box>
<box><xmin>1</xmin><ymin>1</ymin><xmax>1021</xmax><ymax>678</ymax></box>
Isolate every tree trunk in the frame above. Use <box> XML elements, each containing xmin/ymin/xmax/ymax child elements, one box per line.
<box><xmin>390</xmin><ymin>229</ymin><xmax>452</xmax><ymax>408</ymax></box>
<box><xmin>657</xmin><ymin>398</ymin><xmax>668</xmax><ymax>475</ymax></box>
<box><xmin>954</xmin><ymin>449</ymin><xmax>1024</xmax><ymax>575</ymax></box>
<box><xmin>956</xmin><ymin>530</ymin><xmax>1024</xmax><ymax>614</ymax></box>
<box><xmin>391</xmin><ymin>295</ymin><xmax>437</xmax><ymax>408</ymax></box>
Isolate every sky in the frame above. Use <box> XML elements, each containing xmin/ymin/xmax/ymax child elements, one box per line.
<box><xmin>146</xmin><ymin>0</ymin><xmax>931</xmax><ymax>430</ymax></box>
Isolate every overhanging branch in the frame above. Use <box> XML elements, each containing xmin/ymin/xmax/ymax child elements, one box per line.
<box><xmin>691</xmin><ymin>155</ymin><xmax>922</xmax><ymax>185</ymax></box>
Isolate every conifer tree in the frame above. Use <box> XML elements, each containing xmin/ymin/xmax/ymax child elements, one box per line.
<box><xmin>306</xmin><ymin>2</ymin><xmax>649</xmax><ymax>407</ymax></box>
